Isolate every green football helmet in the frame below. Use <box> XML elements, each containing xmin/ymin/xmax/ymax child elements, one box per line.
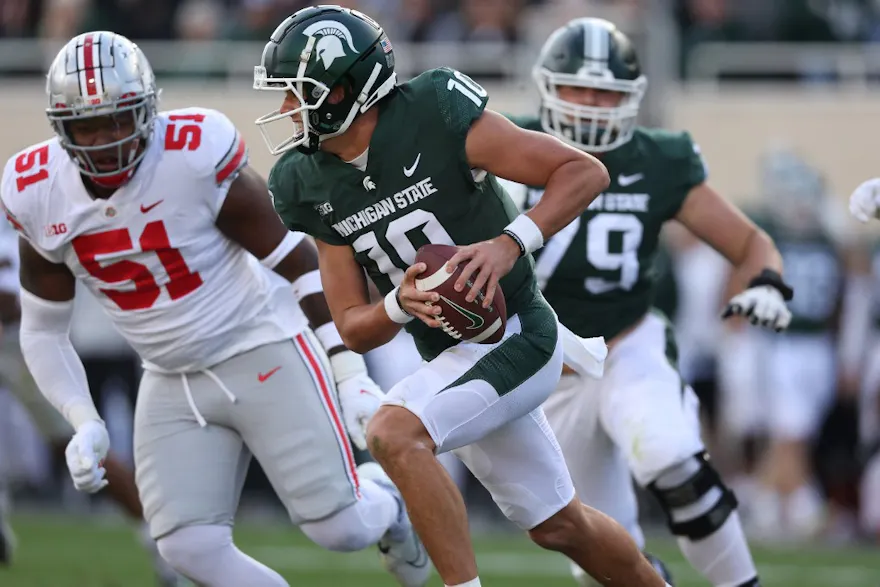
<box><xmin>253</xmin><ymin>5</ymin><xmax>397</xmax><ymax>155</ymax></box>
<box><xmin>533</xmin><ymin>18</ymin><xmax>646</xmax><ymax>152</ymax></box>
<box><xmin>761</xmin><ymin>147</ymin><xmax>827</xmax><ymax>233</ymax></box>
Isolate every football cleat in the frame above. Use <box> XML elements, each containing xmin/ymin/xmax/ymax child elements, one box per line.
<box><xmin>644</xmin><ymin>552</ymin><xmax>675</xmax><ymax>585</ymax></box>
<box><xmin>357</xmin><ymin>462</ymin><xmax>431</xmax><ymax>587</ymax></box>
<box><xmin>0</xmin><ymin>509</ymin><xmax>16</xmax><ymax>565</ymax></box>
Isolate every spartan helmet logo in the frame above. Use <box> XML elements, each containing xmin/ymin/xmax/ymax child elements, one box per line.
<box><xmin>302</xmin><ymin>20</ymin><xmax>359</xmax><ymax>70</ymax></box>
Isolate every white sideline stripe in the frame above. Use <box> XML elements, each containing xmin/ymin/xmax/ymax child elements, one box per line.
<box><xmin>251</xmin><ymin>546</ymin><xmax>878</xmax><ymax>584</ymax></box>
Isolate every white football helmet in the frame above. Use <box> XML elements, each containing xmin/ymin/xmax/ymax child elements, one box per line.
<box><xmin>46</xmin><ymin>31</ymin><xmax>158</xmax><ymax>187</ymax></box>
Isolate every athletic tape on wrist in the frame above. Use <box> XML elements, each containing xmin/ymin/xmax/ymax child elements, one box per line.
<box><xmin>384</xmin><ymin>286</ymin><xmax>414</xmax><ymax>324</ymax></box>
<box><xmin>314</xmin><ymin>322</ymin><xmax>344</xmax><ymax>351</ymax></box>
<box><xmin>329</xmin><ymin>350</ymin><xmax>368</xmax><ymax>383</ymax></box>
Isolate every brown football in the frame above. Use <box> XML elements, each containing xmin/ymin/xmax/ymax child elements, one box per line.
<box><xmin>413</xmin><ymin>244</ymin><xmax>507</xmax><ymax>345</ymax></box>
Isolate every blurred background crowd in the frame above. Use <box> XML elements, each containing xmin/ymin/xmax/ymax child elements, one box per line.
<box><xmin>0</xmin><ymin>0</ymin><xmax>879</xmax><ymax>567</ymax></box>
<box><xmin>3</xmin><ymin>0</ymin><xmax>880</xmax><ymax>74</ymax></box>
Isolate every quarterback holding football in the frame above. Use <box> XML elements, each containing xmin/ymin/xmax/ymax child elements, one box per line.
<box><xmin>255</xmin><ymin>5</ymin><xmax>672</xmax><ymax>587</ymax></box>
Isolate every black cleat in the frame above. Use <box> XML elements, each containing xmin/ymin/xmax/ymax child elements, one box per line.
<box><xmin>0</xmin><ymin>510</ymin><xmax>16</xmax><ymax>566</ymax></box>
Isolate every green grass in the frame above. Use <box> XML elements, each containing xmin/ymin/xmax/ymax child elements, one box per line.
<box><xmin>2</xmin><ymin>513</ymin><xmax>879</xmax><ymax>586</ymax></box>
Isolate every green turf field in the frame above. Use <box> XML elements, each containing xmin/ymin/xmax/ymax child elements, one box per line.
<box><xmin>2</xmin><ymin>513</ymin><xmax>879</xmax><ymax>586</ymax></box>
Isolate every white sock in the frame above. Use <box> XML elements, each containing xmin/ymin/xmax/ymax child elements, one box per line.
<box><xmin>446</xmin><ymin>579</ymin><xmax>481</xmax><ymax>587</ymax></box>
<box><xmin>785</xmin><ymin>484</ymin><xmax>825</xmax><ymax>538</ymax></box>
<box><xmin>677</xmin><ymin>512</ymin><xmax>758</xmax><ymax>587</ymax></box>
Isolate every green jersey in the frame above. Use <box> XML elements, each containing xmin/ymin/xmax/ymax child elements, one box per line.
<box><xmin>752</xmin><ymin>213</ymin><xmax>843</xmax><ymax>333</ymax></box>
<box><xmin>510</xmin><ymin>116</ymin><xmax>706</xmax><ymax>340</ymax></box>
<box><xmin>270</xmin><ymin>68</ymin><xmax>540</xmax><ymax>360</ymax></box>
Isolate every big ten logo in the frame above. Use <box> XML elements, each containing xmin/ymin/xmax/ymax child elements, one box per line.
<box><xmin>44</xmin><ymin>223</ymin><xmax>67</xmax><ymax>237</ymax></box>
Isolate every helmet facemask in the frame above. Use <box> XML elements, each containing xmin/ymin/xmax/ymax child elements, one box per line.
<box><xmin>253</xmin><ymin>42</ymin><xmax>333</xmax><ymax>156</ymax></box>
<box><xmin>254</xmin><ymin>55</ymin><xmax>395</xmax><ymax>155</ymax></box>
<box><xmin>48</xmin><ymin>93</ymin><xmax>157</xmax><ymax>187</ymax></box>
<box><xmin>533</xmin><ymin>67</ymin><xmax>646</xmax><ymax>153</ymax></box>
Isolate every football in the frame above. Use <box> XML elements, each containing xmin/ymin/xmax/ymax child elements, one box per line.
<box><xmin>413</xmin><ymin>244</ymin><xmax>507</xmax><ymax>345</ymax></box>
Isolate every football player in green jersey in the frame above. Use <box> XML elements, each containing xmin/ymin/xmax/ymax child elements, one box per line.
<box><xmin>745</xmin><ymin>151</ymin><xmax>844</xmax><ymax>538</ymax></box>
<box><xmin>253</xmin><ymin>6</ymin><xmax>674</xmax><ymax>587</ymax></box>
<box><xmin>509</xmin><ymin>17</ymin><xmax>796</xmax><ymax>587</ymax></box>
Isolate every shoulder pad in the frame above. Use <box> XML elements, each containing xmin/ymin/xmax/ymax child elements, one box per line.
<box><xmin>637</xmin><ymin>127</ymin><xmax>708</xmax><ymax>186</ymax></box>
<box><xmin>1</xmin><ymin>138</ymin><xmax>65</xmax><ymax>240</ymax></box>
<box><xmin>268</xmin><ymin>150</ymin><xmax>302</xmax><ymax>200</ymax></box>
<box><xmin>158</xmin><ymin>107</ymin><xmax>248</xmax><ymax>186</ymax></box>
<box><xmin>637</xmin><ymin>128</ymin><xmax>699</xmax><ymax>161</ymax></box>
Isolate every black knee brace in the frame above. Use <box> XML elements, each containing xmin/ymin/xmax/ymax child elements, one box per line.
<box><xmin>647</xmin><ymin>452</ymin><xmax>738</xmax><ymax>540</ymax></box>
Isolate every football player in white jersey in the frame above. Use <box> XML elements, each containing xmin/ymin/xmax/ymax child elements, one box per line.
<box><xmin>0</xmin><ymin>31</ymin><xmax>429</xmax><ymax>587</ymax></box>
<box><xmin>0</xmin><ymin>204</ymin><xmax>181</xmax><ymax>582</ymax></box>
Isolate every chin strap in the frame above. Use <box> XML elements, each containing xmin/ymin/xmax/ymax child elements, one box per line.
<box><xmin>297</xmin><ymin>133</ymin><xmax>321</xmax><ymax>155</ymax></box>
<box><xmin>90</xmin><ymin>169</ymin><xmax>135</xmax><ymax>188</ymax></box>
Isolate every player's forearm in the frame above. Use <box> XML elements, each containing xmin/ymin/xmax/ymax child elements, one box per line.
<box><xmin>19</xmin><ymin>289</ymin><xmax>99</xmax><ymax>431</ymax></box>
<box><xmin>726</xmin><ymin>228</ymin><xmax>783</xmax><ymax>295</ymax></box>
<box><xmin>337</xmin><ymin>301</ymin><xmax>403</xmax><ymax>354</ymax></box>
<box><xmin>273</xmin><ymin>237</ymin><xmax>348</xmax><ymax>356</ymax></box>
<box><xmin>298</xmin><ymin>292</ymin><xmax>347</xmax><ymax>356</ymax></box>
<box><xmin>526</xmin><ymin>157</ymin><xmax>609</xmax><ymax>239</ymax></box>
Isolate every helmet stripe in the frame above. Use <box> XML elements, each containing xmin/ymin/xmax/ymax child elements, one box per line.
<box><xmin>81</xmin><ymin>33</ymin><xmax>98</xmax><ymax>97</ymax></box>
<box><xmin>582</xmin><ymin>20</ymin><xmax>609</xmax><ymax>63</ymax></box>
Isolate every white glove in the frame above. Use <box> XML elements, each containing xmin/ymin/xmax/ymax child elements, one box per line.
<box><xmin>64</xmin><ymin>419</ymin><xmax>110</xmax><ymax>493</ymax></box>
<box><xmin>849</xmin><ymin>178</ymin><xmax>880</xmax><ymax>223</ymax></box>
<box><xmin>331</xmin><ymin>351</ymin><xmax>384</xmax><ymax>451</ymax></box>
<box><xmin>722</xmin><ymin>285</ymin><xmax>792</xmax><ymax>332</ymax></box>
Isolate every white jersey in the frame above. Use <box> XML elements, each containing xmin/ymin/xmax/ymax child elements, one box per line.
<box><xmin>0</xmin><ymin>107</ymin><xmax>308</xmax><ymax>372</ymax></box>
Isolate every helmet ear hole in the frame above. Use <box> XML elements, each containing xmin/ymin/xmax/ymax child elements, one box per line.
<box><xmin>327</xmin><ymin>82</ymin><xmax>349</xmax><ymax>106</ymax></box>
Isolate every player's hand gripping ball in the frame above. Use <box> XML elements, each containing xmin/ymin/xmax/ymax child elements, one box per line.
<box><xmin>413</xmin><ymin>244</ymin><xmax>507</xmax><ymax>344</ymax></box>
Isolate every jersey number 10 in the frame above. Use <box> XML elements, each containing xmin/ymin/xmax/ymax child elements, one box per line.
<box><xmin>446</xmin><ymin>70</ymin><xmax>488</xmax><ymax>108</ymax></box>
<box><xmin>353</xmin><ymin>209</ymin><xmax>455</xmax><ymax>286</ymax></box>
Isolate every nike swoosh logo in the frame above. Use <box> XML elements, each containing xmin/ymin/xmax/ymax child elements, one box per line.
<box><xmin>403</xmin><ymin>153</ymin><xmax>421</xmax><ymax>177</ymax></box>
<box><xmin>140</xmin><ymin>200</ymin><xmax>164</xmax><ymax>213</ymax></box>
<box><xmin>257</xmin><ymin>366</ymin><xmax>281</xmax><ymax>383</ymax></box>
<box><xmin>439</xmin><ymin>295</ymin><xmax>484</xmax><ymax>330</ymax></box>
<box><xmin>617</xmin><ymin>173</ymin><xmax>643</xmax><ymax>187</ymax></box>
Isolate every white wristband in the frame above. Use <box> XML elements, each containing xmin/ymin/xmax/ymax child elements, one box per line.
<box><xmin>384</xmin><ymin>287</ymin><xmax>413</xmax><ymax>324</ymax></box>
<box><xmin>260</xmin><ymin>231</ymin><xmax>305</xmax><ymax>269</ymax></box>
<box><xmin>314</xmin><ymin>322</ymin><xmax>344</xmax><ymax>351</ymax></box>
<box><xmin>329</xmin><ymin>350</ymin><xmax>368</xmax><ymax>383</ymax></box>
<box><xmin>291</xmin><ymin>269</ymin><xmax>323</xmax><ymax>301</ymax></box>
<box><xmin>504</xmin><ymin>214</ymin><xmax>544</xmax><ymax>256</ymax></box>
